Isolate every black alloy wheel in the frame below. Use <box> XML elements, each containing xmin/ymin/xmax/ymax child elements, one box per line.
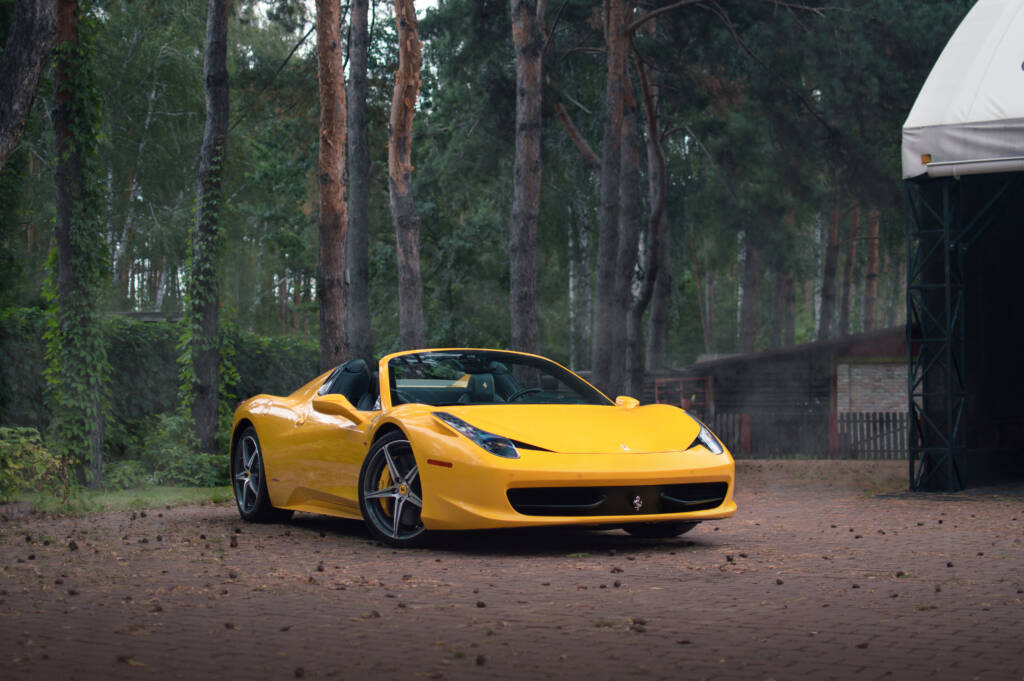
<box><xmin>232</xmin><ymin>426</ymin><xmax>293</xmax><ymax>523</ymax></box>
<box><xmin>358</xmin><ymin>431</ymin><xmax>428</xmax><ymax>547</ymax></box>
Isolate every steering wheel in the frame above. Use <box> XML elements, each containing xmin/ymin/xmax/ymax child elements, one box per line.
<box><xmin>506</xmin><ymin>387</ymin><xmax>543</xmax><ymax>402</ymax></box>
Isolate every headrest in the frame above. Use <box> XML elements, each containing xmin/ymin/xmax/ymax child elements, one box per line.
<box><xmin>467</xmin><ymin>373</ymin><xmax>495</xmax><ymax>402</ymax></box>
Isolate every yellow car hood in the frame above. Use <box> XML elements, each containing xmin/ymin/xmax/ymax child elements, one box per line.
<box><xmin>434</xmin><ymin>404</ymin><xmax>702</xmax><ymax>455</ymax></box>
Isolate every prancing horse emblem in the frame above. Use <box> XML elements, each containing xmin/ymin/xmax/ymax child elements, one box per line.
<box><xmin>632</xmin><ymin>495</ymin><xmax>643</xmax><ymax>512</ymax></box>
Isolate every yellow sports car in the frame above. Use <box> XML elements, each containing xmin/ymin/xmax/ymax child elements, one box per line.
<box><xmin>231</xmin><ymin>348</ymin><xmax>736</xmax><ymax>546</ymax></box>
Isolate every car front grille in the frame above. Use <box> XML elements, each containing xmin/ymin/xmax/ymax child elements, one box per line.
<box><xmin>506</xmin><ymin>482</ymin><xmax>728</xmax><ymax>517</ymax></box>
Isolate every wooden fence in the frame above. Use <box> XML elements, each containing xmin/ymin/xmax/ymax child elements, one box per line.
<box><xmin>837</xmin><ymin>411</ymin><xmax>907</xmax><ymax>460</ymax></box>
<box><xmin>706</xmin><ymin>411</ymin><xmax>908</xmax><ymax>460</ymax></box>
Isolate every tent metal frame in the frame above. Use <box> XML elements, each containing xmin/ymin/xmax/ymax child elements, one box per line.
<box><xmin>904</xmin><ymin>175</ymin><xmax>1018</xmax><ymax>491</ymax></box>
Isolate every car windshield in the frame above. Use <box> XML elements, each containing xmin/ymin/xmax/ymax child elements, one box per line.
<box><xmin>387</xmin><ymin>351</ymin><xmax>611</xmax><ymax>407</ymax></box>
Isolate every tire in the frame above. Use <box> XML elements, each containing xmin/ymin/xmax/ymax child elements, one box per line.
<box><xmin>623</xmin><ymin>521</ymin><xmax>698</xmax><ymax>538</ymax></box>
<box><xmin>231</xmin><ymin>426</ymin><xmax>293</xmax><ymax>523</ymax></box>
<box><xmin>358</xmin><ymin>431</ymin><xmax>428</xmax><ymax>547</ymax></box>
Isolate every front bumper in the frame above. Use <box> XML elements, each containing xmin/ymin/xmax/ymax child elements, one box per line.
<box><xmin>411</xmin><ymin>430</ymin><xmax>736</xmax><ymax>530</ymax></box>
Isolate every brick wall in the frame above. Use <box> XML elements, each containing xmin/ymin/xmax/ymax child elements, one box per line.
<box><xmin>836</xmin><ymin>361</ymin><xmax>907</xmax><ymax>413</ymax></box>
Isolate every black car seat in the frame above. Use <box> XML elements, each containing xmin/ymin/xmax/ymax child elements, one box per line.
<box><xmin>357</xmin><ymin>371</ymin><xmax>379</xmax><ymax>411</ymax></box>
<box><xmin>324</xmin><ymin>359</ymin><xmax>370</xmax><ymax>406</ymax></box>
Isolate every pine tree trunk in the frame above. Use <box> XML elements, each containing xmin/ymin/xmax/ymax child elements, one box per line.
<box><xmin>817</xmin><ymin>185</ymin><xmax>840</xmax><ymax>341</ymax></box>
<box><xmin>783</xmin><ymin>272</ymin><xmax>795</xmax><ymax>346</ymax></box>
<box><xmin>189</xmin><ymin>0</ymin><xmax>230</xmax><ymax>454</ymax></box>
<box><xmin>389</xmin><ymin>0</ymin><xmax>425</xmax><ymax>348</ymax></box>
<box><xmin>839</xmin><ymin>203</ymin><xmax>860</xmax><ymax>336</ymax></box>
<box><xmin>645</xmin><ymin>236</ymin><xmax>670</xmax><ymax>370</ymax></box>
<box><xmin>690</xmin><ymin>235</ymin><xmax>713</xmax><ymax>356</ymax></box>
<box><xmin>570</xmin><ymin>183</ymin><xmax>592</xmax><ymax>370</ymax></box>
<box><xmin>53</xmin><ymin>0</ymin><xmax>81</xmax><ymax>360</ymax></box>
<box><xmin>864</xmin><ymin>206</ymin><xmax>880</xmax><ymax>332</ymax></box>
<box><xmin>615</xmin><ymin>79</ymin><xmax>641</xmax><ymax>397</ymax></box>
<box><xmin>628</xmin><ymin>61</ymin><xmax>667</xmax><ymax>392</ymax></box>
<box><xmin>316</xmin><ymin>0</ymin><xmax>348</xmax><ymax>371</ymax></box>
<box><xmin>508</xmin><ymin>0</ymin><xmax>543</xmax><ymax>354</ymax></box>
<box><xmin>737</xmin><ymin>239</ymin><xmax>761</xmax><ymax>354</ymax></box>
<box><xmin>0</xmin><ymin>0</ymin><xmax>56</xmax><ymax>171</ymax></box>
<box><xmin>703</xmin><ymin>270</ymin><xmax>714</xmax><ymax>354</ymax></box>
<box><xmin>769</xmin><ymin>257</ymin><xmax>784</xmax><ymax>349</ymax></box>
<box><xmin>346</xmin><ymin>0</ymin><xmax>373</xmax><ymax>363</ymax></box>
<box><xmin>591</xmin><ymin>0</ymin><xmax>635</xmax><ymax>397</ymax></box>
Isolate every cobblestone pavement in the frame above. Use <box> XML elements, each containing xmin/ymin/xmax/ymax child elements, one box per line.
<box><xmin>1</xmin><ymin>461</ymin><xmax>1022</xmax><ymax>681</ymax></box>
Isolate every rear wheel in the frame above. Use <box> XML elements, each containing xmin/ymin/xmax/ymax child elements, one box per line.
<box><xmin>358</xmin><ymin>431</ymin><xmax>428</xmax><ymax>547</ymax></box>
<box><xmin>232</xmin><ymin>426</ymin><xmax>293</xmax><ymax>523</ymax></box>
<box><xmin>623</xmin><ymin>521</ymin><xmax>698</xmax><ymax>538</ymax></box>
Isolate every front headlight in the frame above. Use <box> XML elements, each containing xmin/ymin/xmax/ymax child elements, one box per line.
<box><xmin>433</xmin><ymin>412</ymin><xmax>520</xmax><ymax>459</ymax></box>
<box><xmin>688</xmin><ymin>421</ymin><xmax>724</xmax><ymax>455</ymax></box>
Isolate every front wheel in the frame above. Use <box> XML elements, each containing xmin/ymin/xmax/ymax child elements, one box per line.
<box><xmin>358</xmin><ymin>432</ymin><xmax>428</xmax><ymax>547</ymax></box>
<box><xmin>623</xmin><ymin>521</ymin><xmax>698</xmax><ymax>538</ymax></box>
<box><xmin>232</xmin><ymin>426</ymin><xmax>293</xmax><ymax>523</ymax></box>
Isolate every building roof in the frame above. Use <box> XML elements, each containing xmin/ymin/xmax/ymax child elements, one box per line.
<box><xmin>901</xmin><ymin>0</ymin><xmax>1024</xmax><ymax>179</ymax></box>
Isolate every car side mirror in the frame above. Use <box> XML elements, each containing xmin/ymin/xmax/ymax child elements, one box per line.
<box><xmin>615</xmin><ymin>395</ymin><xmax>640</xmax><ymax>409</ymax></box>
<box><xmin>312</xmin><ymin>394</ymin><xmax>367</xmax><ymax>425</ymax></box>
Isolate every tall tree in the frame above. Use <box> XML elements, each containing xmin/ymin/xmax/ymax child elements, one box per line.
<box><xmin>817</xmin><ymin>184</ymin><xmax>840</xmax><ymax>341</ymax></box>
<box><xmin>591</xmin><ymin>0</ymin><xmax>635</xmax><ymax>397</ymax></box>
<box><xmin>0</xmin><ymin>0</ymin><xmax>56</xmax><ymax>170</ymax></box>
<box><xmin>508</xmin><ymin>0</ymin><xmax>544</xmax><ymax>354</ymax></box>
<box><xmin>186</xmin><ymin>0</ymin><xmax>230</xmax><ymax>453</ymax></box>
<box><xmin>863</xmin><ymin>206</ymin><xmax>879</xmax><ymax>331</ymax></box>
<box><xmin>615</xmin><ymin>78</ymin><xmax>641</xmax><ymax>395</ymax></box>
<box><xmin>316</xmin><ymin>0</ymin><xmax>347</xmax><ymax>370</ymax></box>
<box><xmin>505</xmin><ymin>0</ymin><xmax>544</xmax><ymax>350</ymax></box>
<box><xmin>737</xmin><ymin>237</ymin><xmax>762</xmax><ymax>353</ymax></box>
<box><xmin>50</xmin><ymin>0</ymin><xmax>107</xmax><ymax>484</ymax></box>
<box><xmin>839</xmin><ymin>203</ymin><xmax>860</xmax><ymax>336</ymax></box>
<box><xmin>389</xmin><ymin>0</ymin><xmax>425</xmax><ymax>348</ymax></box>
<box><xmin>629</xmin><ymin>58</ymin><xmax>668</xmax><ymax>391</ymax></box>
<box><xmin>346</xmin><ymin>0</ymin><xmax>372</xmax><ymax>363</ymax></box>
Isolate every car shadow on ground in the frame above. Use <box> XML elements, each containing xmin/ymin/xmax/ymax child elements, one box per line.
<box><xmin>281</xmin><ymin>511</ymin><xmax>721</xmax><ymax>557</ymax></box>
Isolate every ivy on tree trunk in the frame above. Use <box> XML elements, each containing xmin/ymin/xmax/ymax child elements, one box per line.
<box><xmin>183</xmin><ymin>0</ymin><xmax>230</xmax><ymax>454</ymax></box>
<box><xmin>49</xmin><ymin>0</ymin><xmax>107</xmax><ymax>486</ymax></box>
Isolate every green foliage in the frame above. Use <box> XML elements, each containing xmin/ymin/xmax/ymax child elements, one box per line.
<box><xmin>1</xmin><ymin>0</ymin><xmax>977</xmax><ymax>389</ymax></box>
<box><xmin>0</xmin><ymin>427</ymin><xmax>76</xmax><ymax>504</ymax></box>
<box><xmin>138</xmin><ymin>413</ymin><xmax>227</xmax><ymax>487</ymax></box>
<box><xmin>101</xmin><ymin>458</ymin><xmax>151</xmax><ymax>490</ymax></box>
<box><xmin>0</xmin><ymin>308</ymin><xmax>48</xmax><ymax>428</ymax></box>
<box><xmin>2</xmin><ymin>310</ymin><xmax>316</xmax><ymax>486</ymax></box>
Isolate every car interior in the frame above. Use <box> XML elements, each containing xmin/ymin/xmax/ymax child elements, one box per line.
<box><xmin>319</xmin><ymin>359</ymin><xmax>379</xmax><ymax>410</ymax></box>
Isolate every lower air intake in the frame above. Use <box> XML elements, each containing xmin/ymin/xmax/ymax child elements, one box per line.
<box><xmin>507</xmin><ymin>482</ymin><xmax>728</xmax><ymax>517</ymax></box>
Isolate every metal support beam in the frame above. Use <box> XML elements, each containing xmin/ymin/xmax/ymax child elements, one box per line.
<box><xmin>905</xmin><ymin>174</ymin><xmax>1021</xmax><ymax>491</ymax></box>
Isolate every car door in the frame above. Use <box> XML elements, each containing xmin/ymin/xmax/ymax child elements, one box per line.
<box><xmin>284</xmin><ymin>361</ymin><xmax>378</xmax><ymax>514</ymax></box>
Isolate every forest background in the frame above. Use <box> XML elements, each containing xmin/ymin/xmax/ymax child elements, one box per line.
<box><xmin>0</xmin><ymin>0</ymin><xmax>972</xmax><ymax>493</ymax></box>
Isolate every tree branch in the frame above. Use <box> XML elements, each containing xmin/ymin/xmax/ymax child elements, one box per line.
<box><xmin>626</xmin><ymin>0</ymin><xmax>705</xmax><ymax>34</ymax></box>
<box><xmin>553</xmin><ymin>101</ymin><xmax>600</xmax><ymax>171</ymax></box>
<box><xmin>541</xmin><ymin>0</ymin><xmax>569</xmax><ymax>55</ymax></box>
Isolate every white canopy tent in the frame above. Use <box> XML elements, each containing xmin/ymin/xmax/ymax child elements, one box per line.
<box><xmin>901</xmin><ymin>0</ymin><xmax>1024</xmax><ymax>179</ymax></box>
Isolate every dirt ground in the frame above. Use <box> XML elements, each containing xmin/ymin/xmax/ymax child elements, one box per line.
<box><xmin>1</xmin><ymin>460</ymin><xmax>1022</xmax><ymax>681</ymax></box>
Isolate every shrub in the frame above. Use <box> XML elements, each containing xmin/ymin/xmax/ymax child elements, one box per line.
<box><xmin>101</xmin><ymin>459</ymin><xmax>152</xmax><ymax>490</ymax></box>
<box><xmin>0</xmin><ymin>426</ymin><xmax>75</xmax><ymax>503</ymax></box>
<box><xmin>142</xmin><ymin>413</ymin><xmax>229</xmax><ymax>487</ymax></box>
